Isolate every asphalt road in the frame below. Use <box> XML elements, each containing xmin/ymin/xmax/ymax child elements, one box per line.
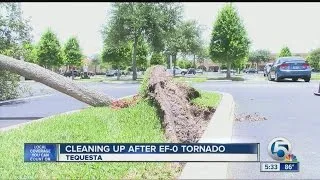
<box><xmin>0</xmin><ymin>82</ymin><xmax>139</xmax><ymax>128</ymax></box>
<box><xmin>193</xmin><ymin>79</ymin><xmax>320</xmax><ymax>179</ymax></box>
<box><xmin>1</xmin><ymin>75</ymin><xmax>320</xmax><ymax>178</ymax></box>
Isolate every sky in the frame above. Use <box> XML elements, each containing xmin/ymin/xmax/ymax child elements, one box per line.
<box><xmin>21</xmin><ymin>2</ymin><xmax>320</xmax><ymax>56</ymax></box>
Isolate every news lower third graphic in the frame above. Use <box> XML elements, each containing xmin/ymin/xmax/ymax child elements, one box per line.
<box><xmin>24</xmin><ymin>143</ymin><xmax>260</xmax><ymax>162</ymax></box>
<box><xmin>260</xmin><ymin>137</ymin><xmax>299</xmax><ymax>172</ymax></box>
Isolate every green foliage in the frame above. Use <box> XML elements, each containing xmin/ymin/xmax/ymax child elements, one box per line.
<box><xmin>22</xmin><ymin>42</ymin><xmax>38</xmax><ymax>63</ymax></box>
<box><xmin>37</xmin><ymin>29</ymin><xmax>63</xmax><ymax>68</ymax></box>
<box><xmin>248</xmin><ymin>49</ymin><xmax>272</xmax><ymax>64</ymax></box>
<box><xmin>307</xmin><ymin>48</ymin><xmax>320</xmax><ymax>71</ymax></box>
<box><xmin>278</xmin><ymin>46</ymin><xmax>292</xmax><ymax>57</ymax></box>
<box><xmin>136</xmin><ymin>38</ymin><xmax>149</xmax><ymax>70</ymax></box>
<box><xmin>191</xmin><ymin>91</ymin><xmax>221</xmax><ymax>109</ymax></box>
<box><xmin>177</xmin><ymin>59</ymin><xmax>192</xmax><ymax>69</ymax></box>
<box><xmin>0</xmin><ymin>3</ymin><xmax>32</xmax><ymax>54</ymax></box>
<box><xmin>0</xmin><ymin>70</ymin><xmax>19</xmax><ymax>101</ymax></box>
<box><xmin>103</xmin><ymin>3</ymin><xmax>183</xmax><ymax>79</ymax></box>
<box><xmin>209</xmin><ymin>4</ymin><xmax>250</xmax><ymax>75</ymax></box>
<box><xmin>150</xmin><ymin>52</ymin><xmax>165</xmax><ymax>65</ymax></box>
<box><xmin>0</xmin><ymin>3</ymin><xmax>32</xmax><ymax>100</ymax></box>
<box><xmin>101</xmin><ymin>43</ymin><xmax>131</xmax><ymax>69</ymax></box>
<box><xmin>63</xmin><ymin>36</ymin><xmax>83</xmax><ymax>67</ymax></box>
<box><xmin>139</xmin><ymin>66</ymin><xmax>154</xmax><ymax>98</ymax></box>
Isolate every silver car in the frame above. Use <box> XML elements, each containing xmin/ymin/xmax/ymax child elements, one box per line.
<box><xmin>263</xmin><ymin>63</ymin><xmax>273</xmax><ymax>77</ymax></box>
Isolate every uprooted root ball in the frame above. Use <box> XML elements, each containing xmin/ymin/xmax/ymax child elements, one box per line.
<box><xmin>146</xmin><ymin>65</ymin><xmax>214</xmax><ymax>143</ymax></box>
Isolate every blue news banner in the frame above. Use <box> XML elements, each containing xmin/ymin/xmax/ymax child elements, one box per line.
<box><xmin>24</xmin><ymin>143</ymin><xmax>260</xmax><ymax>162</ymax></box>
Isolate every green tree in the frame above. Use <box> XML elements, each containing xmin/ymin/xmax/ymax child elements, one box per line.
<box><xmin>248</xmin><ymin>49</ymin><xmax>271</xmax><ymax>66</ymax></box>
<box><xmin>63</xmin><ymin>36</ymin><xmax>83</xmax><ymax>79</ymax></box>
<box><xmin>0</xmin><ymin>3</ymin><xmax>32</xmax><ymax>101</ymax></box>
<box><xmin>150</xmin><ymin>52</ymin><xmax>165</xmax><ymax>65</ymax></box>
<box><xmin>279</xmin><ymin>46</ymin><xmax>292</xmax><ymax>57</ymax></box>
<box><xmin>104</xmin><ymin>3</ymin><xmax>182</xmax><ymax>80</ymax></box>
<box><xmin>180</xmin><ymin>20</ymin><xmax>203</xmax><ymax>68</ymax></box>
<box><xmin>209</xmin><ymin>4</ymin><xmax>250</xmax><ymax>78</ymax></box>
<box><xmin>166</xmin><ymin>20</ymin><xmax>200</xmax><ymax>76</ymax></box>
<box><xmin>136</xmin><ymin>38</ymin><xmax>149</xmax><ymax>71</ymax></box>
<box><xmin>37</xmin><ymin>29</ymin><xmax>63</xmax><ymax>69</ymax></box>
<box><xmin>101</xmin><ymin>43</ymin><xmax>131</xmax><ymax>80</ymax></box>
<box><xmin>177</xmin><ymin>59</ymin><xmax>192</xmax><ymax>69</ymax></box>
<box><xmin>307</xmin><ymin>48</ymin><xmax>320</xmax><ymax>71</ymax></box>
<box><xmin>22</xmin><ymin>42</ymin><xmax>38</xmax><ymax>63</ymax></box>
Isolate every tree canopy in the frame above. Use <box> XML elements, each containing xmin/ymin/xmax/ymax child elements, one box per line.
<box><xmin>37</xmin><ymin>29</ymin><xmax>63</xmax><ymax>69</ymax></box>
<box><xmin>307</xmin><ymin>48</ymin><xmax>320</xmax><ymax>71</ymax></box>
<box><xmin>63</xmin><ymin>36</ymin><xmax>83</xmax><ymax>68</ymax></box>
<box><xmin>248</xmin><ymin>49</ymin><xmax>272</xmax><ymax>65</ymax></box>
<box><xmin>278</xmin><ymin>46</ymin><xmax>292</xmax><ymax>57</ymax></box>
<box><xmin>103</xmin><ymin>3</ymin><xmax>183</xmax><ymax>80</ymax></box>
<box><xmin>209</xmin><ymin>4</ymin><xmax>250</xmax><ymax>78</ymax></box>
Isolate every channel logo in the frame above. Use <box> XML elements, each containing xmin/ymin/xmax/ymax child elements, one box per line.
<box><xmin>268</xmin><ymin>137</ymin><xmax>293</xmax><ymax>161</ymax></box>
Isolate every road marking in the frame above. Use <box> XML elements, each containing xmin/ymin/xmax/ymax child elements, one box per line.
<box><xmin>0</xmin><ymin>94</ymin><xmax>54</xmax><ymax>105</ymax></box>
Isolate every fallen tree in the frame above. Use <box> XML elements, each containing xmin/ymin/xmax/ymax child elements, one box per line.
<box><xmin>0</xmin><ymin>54</ymin><xmax>112</xmax><ymax>106</ymax></box>
<box><xmin>146</xmin><ymin>65</ymin><xmax>213</xmax><ymax>143</ymax></box>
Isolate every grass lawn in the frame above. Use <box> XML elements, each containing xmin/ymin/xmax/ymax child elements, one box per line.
<box><xmin>191</xmin><ymin>91</ymin><xmax>222</xmax><ymax>109</ymax></box>
<box><xmin>174</xmin><ymin>76</ymin><xmax>207</xmax><ymax>83</ymax></box>
<box><xmin>0</xmin><ymin>91</ymin><xmax>221</xmax><ymax>179</ymax></box>
<box><xmin>311</xmin><ymin>73</ymin><xmax>320</xmax><ymax>80</ymax></box>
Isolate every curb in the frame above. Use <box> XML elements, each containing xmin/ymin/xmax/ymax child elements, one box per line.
<box><xmin>0</xmin><ymin>95</ymin><xmax>135</xmax><ymax>133</ymax></box>
<box><xmin>0</xmin><ymin>94</ymin><xmax>54</xmax><ymax>105</ymax></box>
<box><xmin>179</xmin><ymin>92</ymin><xmax>235</xmax><ymax>179</ymax></box>
<box><xmin>0</xmin><ymin>109</ymin><xmax>81</xmax><ymax>133</ymax></box>
<box><xmin>102</xmin><ymin>81</ymin><xmax>141</xmax><ymax>84</ymax></box>
<box><xmin>206</xmin><ymin>80</ymin><xmax>232</xmax><ymax>82</ymax></box>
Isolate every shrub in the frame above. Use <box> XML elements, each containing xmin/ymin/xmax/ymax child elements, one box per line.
<box><xmin>0</xmin><ymin>70</ymin><xmax>20</xmax><ymax>101</ymax></box>
<box><xmin>139</xmin><ymin>66</ymin><xmax>154</xmax><ymax>98</ymax></box>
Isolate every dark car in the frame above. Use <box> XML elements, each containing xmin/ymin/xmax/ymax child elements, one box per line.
<box><xmin>187</xmin><ymin>68</ymin><xmax>196</xmax><ymax>75</ymax></box>
<box><xmin>267</xmin><ymin>56</ymin><xmax>311</xmax><ymax>82</ymax></box>
<box><xmin>64</xmin><ymin>70</ymin><xmax>80</xmax><ymax>77</ymax></box>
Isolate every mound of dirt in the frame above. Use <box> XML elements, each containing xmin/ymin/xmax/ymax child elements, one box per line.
<box><xmin>147</xmin><ymin>66</ymin><xmax>215</xmax><ymax>143</ymax></box>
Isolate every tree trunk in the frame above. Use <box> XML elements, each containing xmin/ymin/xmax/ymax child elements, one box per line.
<box><xmin>94</xmin><ymin>65</ymin><xmax>97</xmax><ymax>74</ymax></box>
<box><xmin>226</xmin><ymin>62</ymin><xmax>231</xmax><ymax>79</ymax></box>
<box><xmin>167</xmin><ymin>54</ymin><xmax>170</xmax><ymax>69</ymax></box>
<box><xmin>71</xmin><ymin>66</ymin><xmax>75</xmax><ymax>80</ymax></box>
<box><xmin>116</xmin><ymin>66</ymin><xmax>120</xmax><ymax>81</ymax></box>
<box><xmin>132</xmin><ymin>35</ymin><xmax>138</xmax><ymax>80</ymax></box>
<box><xmin>0</xmin><ymin>54</ymin><xmax>112</xmax><ymax>107</ymax></box>
<box><xmin>193</xmin><ymin>54</ymin><xmax>196</xmax><ymax>68</ymax></box>
<box><xmin>173</xmin><ymin>54</ymin><xmax>177</xmax><ymax>77</ymax></box>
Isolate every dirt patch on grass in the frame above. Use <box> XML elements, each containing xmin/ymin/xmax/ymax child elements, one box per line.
<box><xmin>111</xmin><ymin>95</ymin><xmax>140</xmax><ymax>109</ymax></box>
<box><xmin>235</xmin><ymin>112</ymin><xmax>267</xmax><ymax>122</ymax></box>
<box><xmin>146</xmin><ymin>66</ymin><xmax>215</xmax><ymax>143</ymax></box>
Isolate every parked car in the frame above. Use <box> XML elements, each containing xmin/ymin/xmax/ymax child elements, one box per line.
<box><xmin>64</xmin><ymin>70</ymin><xmax>80</xmax><ymax>77</ymax></box>
<box><xmin>195</xmin><ymin>69</ymin><xmax>204</xmax><ymax>74</ymax></box>
<box><xmin>221</xmin><ymin>69</ymin><xmax>236</xmax><ymax>73</ymax></box>
<box><xmin>187</xmin><ymin>68</ymin><xmax>196</xmax><ymax>75</ymax></box>
<box><xmin>263</xmin><ymin>63</ymin><xmax>273</xmax><ymax>77</ymax></box>
<box><xmin>246</xmin><ymin>68</ymin><xmax>258</xmax><ymax>73</ymax></box>
<box><xmin>106</xmin><ymin>69</ymin><xmax>121</xmax><ymax>77</ymax></box>
<box><xmin>166</xmin><ymin>66</ymin><xmax>188</xmax><ymax>75</ymax></box>
<box><xmin>267</xmin><ymin>56</ymin><xmax>311</xmax><ymax>82</ymax></box>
